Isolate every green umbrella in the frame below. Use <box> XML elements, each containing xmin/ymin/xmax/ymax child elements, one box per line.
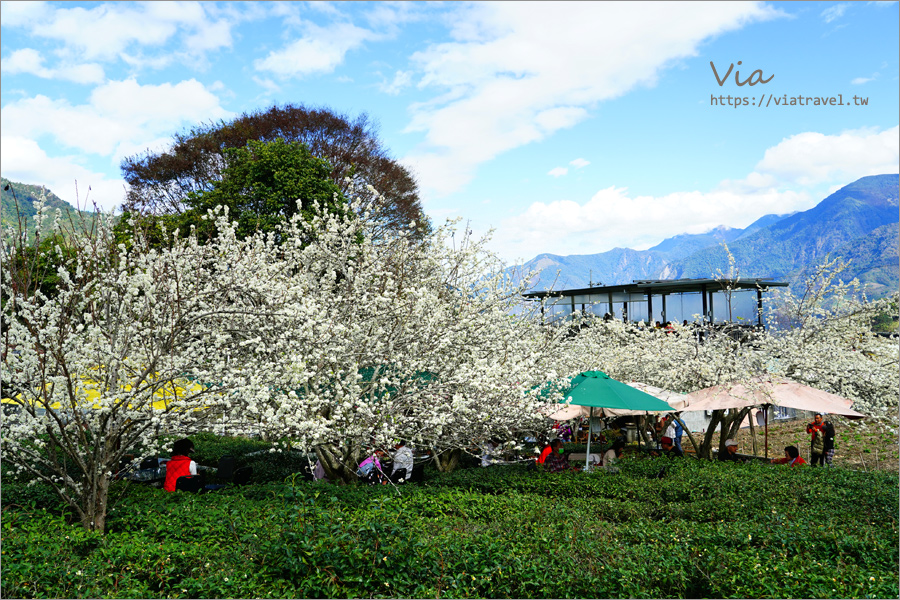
<box><xmin>551</xmin><ymin>371</ymin><xmax>673</xmax><ymax>470</ymax></box>
<box><xmin>561</xmin><ymin>371</ymin><xmax>673</xmax><ymax>412</ymax></box>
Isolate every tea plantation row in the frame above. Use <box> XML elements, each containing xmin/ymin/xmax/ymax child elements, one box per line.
<box><xmin>2</xmin><ymin>457</ymin><xmax>897</xmax><ymax>598</ymax></box>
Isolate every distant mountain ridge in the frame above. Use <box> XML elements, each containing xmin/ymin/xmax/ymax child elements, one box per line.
<box><xmin>1</xmin><ymin>177</ymin><xmax>95</xmax><ymax>239</ymax></box>
<box><xmin>512</xmin><ymin>174</ymin><xmax>899</xmax><ymax>297</ymax></box>
<box><xmin>512</xmin><ymin>213</ymin><xmax>795</xmax><ymax>291</ymax></box>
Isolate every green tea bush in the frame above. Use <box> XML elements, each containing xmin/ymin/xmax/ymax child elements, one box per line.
<box><xmin>2</xmin><ymin>455</ymin><xmax>897</xmax><ymax>599</ymax></box>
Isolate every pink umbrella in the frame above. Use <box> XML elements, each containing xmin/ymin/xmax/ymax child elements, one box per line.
<box><xmin>680</xmin><ymin>376</ymin><xmax>865</xmax><ymax>458</ymax></box>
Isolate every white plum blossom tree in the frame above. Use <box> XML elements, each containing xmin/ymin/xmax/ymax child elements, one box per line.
<box><xmin>217</xmin><ymin>201</ymin><xmax>563</xmax><ymax>480</ymax></box>
<box><xmin>762</xmin><ymin>259</ymin><xmax>899</xmax><ymax>417</ymax></box>
<box><xmin>2</xmin><ymin>193</ymin><xmax>562</xmax><ymax>531</ymax></box>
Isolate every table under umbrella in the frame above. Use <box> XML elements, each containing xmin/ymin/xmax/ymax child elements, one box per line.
<box><xmin>546</xmin><ymin>371</ymin><xmax>673</xmax><ymax>470</ymax></box>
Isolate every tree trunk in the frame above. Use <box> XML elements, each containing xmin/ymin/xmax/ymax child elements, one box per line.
<box><xmin>80</xmin><ymin>473</ymin><xmax>110</xmax><ymax>533</ymax></box>
<box><xmin>674</xmin><ymin>414</ymin><xmax>699</xmax><ymax>456</ymax></box>
<box><xmin>638</xmin><ymin>417</ymin><xmax>654</xmax><ymax>449</ymax></box>
<box><xmin>726</xmin><ymin>408</ymin><xmax>751</xmax><ymax>441</ymax></box>
<box><xmin>698</xmin><ymin>410</ymin><xmax>724</xmax><ymax>460</ymax></box>
<box><xmin>433</xmin><ymin>448</ymin><xmax>461</xmax><ymax>473</ymax></box>
<box><xmin>314</xmin><ymin>443</ymin><xmax>360</xmax><ymax>484</ymax></box>
<box><xmin>711</xmin><ymin>407</ymin><xmax>752</xmax><ymax>459</ymax></box>
<box><xmin>747</xmin><ymin>409</ymin><xmax>758</xmax><ymax>456</ymax></box>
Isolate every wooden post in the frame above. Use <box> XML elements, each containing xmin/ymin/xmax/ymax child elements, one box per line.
<box><xmin>757</xmin><ymin>288</ymin><xmax>764</xmax><ymax>327</ymax></box>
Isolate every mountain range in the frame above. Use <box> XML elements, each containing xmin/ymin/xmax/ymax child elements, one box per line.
<box><xmin>510</xmin><ymin>174</ymin><xmax>899</xmax><ymax>297</ymax></box>
<box><xmin>1</xmin><ymin>177</ymin><xmax>95</xmax><ymax>240</ymax></box>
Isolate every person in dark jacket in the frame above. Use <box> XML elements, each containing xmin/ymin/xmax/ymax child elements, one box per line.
<box><xmin>719</xmin><ymin>439</ymin><xmax>744</xmax><ymax>462</ymax></box>
<box><xmin>807</xmin><ymin>414</ymin><xmax>835</xmax><ymax>467</ymax></box>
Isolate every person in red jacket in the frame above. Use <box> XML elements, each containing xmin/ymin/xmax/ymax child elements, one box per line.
<box><xmin>164</xmin><ymin>438</ymin><xmax>198</xmax><ymax>492</ymax></box>
<box><xmin>771</xmin><ymin>445</ymin><xmax>807</xmax><ymax>467</ymax></box>
<box><xmin>537</xmin><ymin>439</ymin><xmax>556</xmax><ymax>465</ymax></box>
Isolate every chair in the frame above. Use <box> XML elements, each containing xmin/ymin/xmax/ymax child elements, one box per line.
<box><xmin>175</xmin><ymin>475</ymin><xmax>204</xmax><ymax>494</ymax></box>
<box><xmin>232</xmin><ymin>466</ymin><xmax>252</xmax><ymax>486</ymax></box>
<box><xmin>215</xmin><ymin>455</ymin><xmax>235</xmax><ymax>481</ymax></box>
<box><xmin>389</xmin><ymin>468</ymin><xmax>408</xmax><ymax>484</ymax></box>
<box><xmin>410</xmin><ymin>462</ymin><xmax>425</xmax><ymax>483</ymax></box>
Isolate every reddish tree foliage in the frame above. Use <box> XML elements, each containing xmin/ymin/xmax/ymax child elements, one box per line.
<box><xmin>121</xmin><ymin>104</ymin><xmax>429</xmax><ymax>235</ymax></box>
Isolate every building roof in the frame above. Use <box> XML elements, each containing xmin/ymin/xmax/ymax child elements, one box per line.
<box><xmin>523</xmin><ymin>277</ymin><xmax>788</xmax><ymax>302</ymax></box>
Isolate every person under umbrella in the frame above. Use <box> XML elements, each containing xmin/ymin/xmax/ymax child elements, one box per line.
<box><xmin>719</xmin><ymin>439</ymin><xmax>744</xmax><ymax>462</ymax></box>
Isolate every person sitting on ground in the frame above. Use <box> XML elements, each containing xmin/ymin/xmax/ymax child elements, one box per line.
<box><xmin>357</xmin><ymin>450</ymin><xmax>387</xmax><ymax>484</ymax></box>
<box><xmin>164</xmin><ymin>438</ymin><xmax>198</xmax><ymax>492</ymax></box>
<box><xmin>391</xmin><ymin>440</ymin><xmax>414</xmax><ymax>482</ymax></box>
<box><xmin>771</xmin><ymin>445</ymin><xmax>807</xmax><ymax>466</ymax></box>
<box><xmin>543</xmin><ymin>439</ymin><xmax>573</xmax><ymax>473</ymax></box>
<box><xmin>537</xmin><ymin>439</ymin><xmax>555</xmax><ymax>465</ymax></box>
<box><xmin>659</xmin><ymin>436</ymin><xmax>684</xmax><ymax>458</ymax></box>
<box><xmin>719</xmin><ymin>438</ymin><xmax>744</xmax><ymax>462</ymax></box>
<box><xmin>602</xmin><ymin>439</ymin><xmax>626</xmax><ymax>471</ymax></box>
<box><xmin>312</xmin><ymin>459</ymin><xmax>329</xmax><ymax>482</ymax></box>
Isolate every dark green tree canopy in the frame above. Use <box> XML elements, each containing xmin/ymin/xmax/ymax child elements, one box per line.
<box><xmin>178</xmin><ymin>138</ymin><xmax>345</xmax><ymax>240</ymax></box>
<box><xmin>121</xmin><ymin>104</ymin><xmax>429</xmax><ymax>236</ymax></box>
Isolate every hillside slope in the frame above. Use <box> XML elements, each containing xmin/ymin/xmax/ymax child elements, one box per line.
<box><xmin>1</xmin><ymin>178</ymin><xmax>95</xmax><ymax>239</ymax></box>
<box><xmin>659</xmin><ymin>175</ymin><xmax>899</xmax><ymax>290</ymax></box>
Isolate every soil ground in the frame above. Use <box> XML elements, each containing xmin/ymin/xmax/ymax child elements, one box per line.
<box><xmin>725</xmin><ymin>414</ymin><xmax>899</xmax><ymax>472</ymax></box>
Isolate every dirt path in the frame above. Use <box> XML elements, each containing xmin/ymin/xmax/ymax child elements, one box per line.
<box><xmin>729</xmin><ymin>415</ymin><xmax>899</xmax><ymax>471</ymax></box>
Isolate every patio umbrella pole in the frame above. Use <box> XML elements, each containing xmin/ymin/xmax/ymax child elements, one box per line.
<box><xmin>585</xmin><ymin>406</ymin><xmax>594</xmax><ymax>472</ymax></box>
<box><xmin>764</xmin><ymin>403</ymin><xmax>769</xmax><ymax>460</ymax></box>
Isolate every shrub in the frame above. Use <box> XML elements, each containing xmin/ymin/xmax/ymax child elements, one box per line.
<box><xmin>2</xmin><ymin>452</ymin><xmax>897</xmax><ymax>598</ymax></box>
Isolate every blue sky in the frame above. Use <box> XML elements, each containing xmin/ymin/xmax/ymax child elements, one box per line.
<box><xmin>2</xmin><ymin>1</ymin><xmax>898</xmax><ymax>264</ymax></box>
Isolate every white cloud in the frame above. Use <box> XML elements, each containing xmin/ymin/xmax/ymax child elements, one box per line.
<box><xmin>569</xmin><ymin>158</ymin><xmax>590</xmax><ymax>169</ymax></box>
<box><xmin>32</xmin><ymin>4</ymin><xmax>189</xmax><ymax>60</ymax></box>
<box><xmin>253</xmin><ymin>76</ymin><xmax>282</xmax><ymax>94</ymax></box>
<box><xmin>547</xmin><ymin>167</ymin><xmax>568</xmax><ymax>177</ymax></box>
<box><xmin>362</xmin><ymin>2</ymin><xmax>429</xmax><ymax>33</ymax></box>
<box><xmin>494</xmin><ymin>185</ymin><xmax>810</xmax><ymax>263</ymax></box>
<box><xmin>1</xmin><ymin>79</ymin><xmax>232</xmax><ymax>160</ymax></box>
<box><xmin>254</xmin><ymin>22</ymin><xmax>374</xmax><ymax>78</ymax></box>
<box><xmin>851</xmin><ymin>73</ymin><xmax>878</xmax><ymax>85</ymax></box>
<box><xmin>821</xmin><ymin>3</ymin><xmax>851</xmax><ymax>23</ymax></box>
<box><xmin>3</xmin><ymin>49</ymin><xmax>45</xmax><ymax>74</ymax></box>
<box><xmin>380</xmin><ymin>70</ymin><xmax>414</xmax><ymax>95</ymax></box>
<box><xmin>184</xmin><ymin>18</ymin><xmax>234</xmax><ymax>54</ymax></box>
<box><xmin>493</xmin><ymin>126</ymin><xmax>899</xmax><ymax>263</ymax></box>
<box><xmin>0</xmin><ymin>1</ymin><xmax>51</xmax><ymax>27</ymax></box>
<box><xmin>2</xmin><ymin>48</ymin><xmax>105</xmax><ymax>84</ymax></box>
<box><xmin>3</xmin><ymin>2</ymin><xmax>239</xmax><ymax>73</ymax></box>
<box><xmin>1</xmin><ymin>136</ymin><xmax>126</xmax><ymax>212</ymax></box>
<box><xmin>403</xmin><ymin>2</ymin><xmax>781</xmax><ymax>197</ymax></box>
<box><xmin>737</xmin><ymin>126</ymin><xmax>899</xmax><ymax>188</ymax></box>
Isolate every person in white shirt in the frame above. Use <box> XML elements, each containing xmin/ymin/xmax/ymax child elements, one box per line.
<box><xmin>602</xmin><ymin>439</ymin><xmax>625</xmax><ymax>472</ymax></box>
<box><xmin>391</xmin><ymin>441</ymin><xmax>414</xmax><ymax>482</ymax></box>
<box><xmin>663</xmin><ymin>418</ymin><xmax>677</xmax><ymax>440</ymax></box>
